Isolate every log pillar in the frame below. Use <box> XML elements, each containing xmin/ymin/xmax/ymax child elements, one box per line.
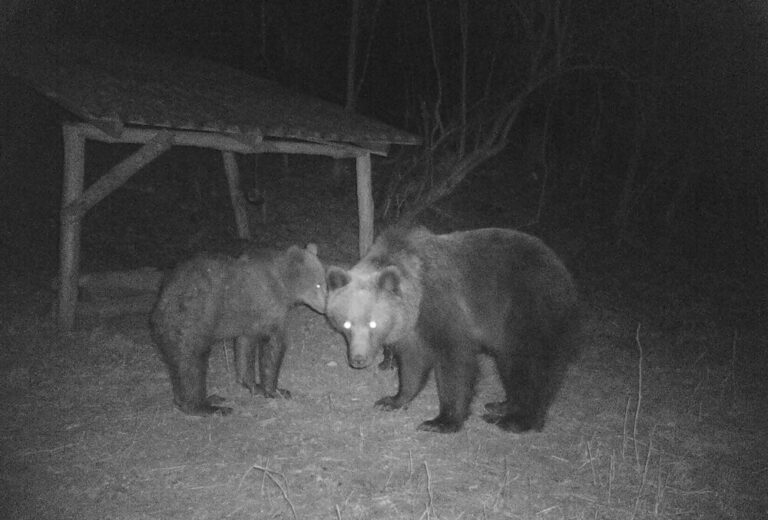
<box><xmin>355</xmin><ymin>152</ymin><xmax>373</xmax><ymax>257</ymax></box>
<box><xmin>222</xmin><ymin>151</ymin><xmax>251</xmax><ymax>239</ymax></box>
<box><xmin>250</xmin><ymin>154</ymin><xmax>267</xmax><ymax>224</ymax></box>
<box><xmin>58</xmin><ymin>124</ymin><xmax>85</xmax><ymax>331</ymax></box>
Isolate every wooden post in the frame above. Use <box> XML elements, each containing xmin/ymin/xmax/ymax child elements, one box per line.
<box><xmin>251</xmin><ymin>154</ymin><xmax>267</xmax><ymax>224</ymax></box>
<box><xmin>355</xmin><ymin>152</ymin><xmax>373</xmax><ymax>257</ymax></box>
<box><xmin>222</xmin><ymin>151</ymin><xmax>251</xmax><ymax>239</ymax></box>
<box><xmin>58</xmin><ymin>124</ymin><xmax>85</xmax><ymax>331</ymax></box>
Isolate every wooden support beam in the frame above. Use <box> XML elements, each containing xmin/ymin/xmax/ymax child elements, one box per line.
<box><xmin>75</xmin><ymin>123</ymin><xmax>370</xmax><ymax>158</ymax></box>
<box><xmin>58</xmin><ymin>124</ymin><xmax>85</xmax><ymax>331</ymax></box>
<box><xmin>356</xmin><ymin>152</ymin><xmax>373</xmax><ymax>257</ymax></box>
<box><xmin>62</xmin><ymin>130</ymin><xmax>173</xmax><ymax>220</ymax></box>
<box><xmin>222</xmin><ymin>151</ymin><xmax>251</xmax><ymax>239</ymax></box>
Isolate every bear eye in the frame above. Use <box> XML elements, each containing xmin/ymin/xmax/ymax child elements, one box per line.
<box><xmin>343</xmin><ymin>321</ymin><xmax>352</xmax><ymax>330</ymax></box>
<box><xmin>315</xmin><ymin>283</ymin><xmax>321</xmax><ymax>289</ymax></box>
<box><xmin>369</xmin><ymin>321</ymin><xmax>377</xmax><ymax>329</ymax></box>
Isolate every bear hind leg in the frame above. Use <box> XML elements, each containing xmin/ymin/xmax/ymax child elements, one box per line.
<box><xmin>235</xmin><ymin>335</ymin><xmax>258</xmax><ymax>393</ymax></box>
<box><xmin>483</xmin><ymin>352</ymin><xmax>546</xmax><ymax>432</ymax></box>
<box><xmin>173</xmin><ymin>344</ymin><xmax>232</xmax><ymax>416</ymax></box>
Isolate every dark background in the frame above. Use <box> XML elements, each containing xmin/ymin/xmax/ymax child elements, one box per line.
<box><xmin>1</xmin><ymin>0</ymin><xmax>767</xmax><ymax>331</ymax></box>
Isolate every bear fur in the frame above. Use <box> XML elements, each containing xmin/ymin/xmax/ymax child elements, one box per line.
<box><xmin>325</xmin><ymin>227</ymin><xmax>578</xmax><ymax>433</ymax></box>
<box><xmin>152</xmin><ymin>243</ymin><xmax>326</xmax><ymax>416</ymax></box>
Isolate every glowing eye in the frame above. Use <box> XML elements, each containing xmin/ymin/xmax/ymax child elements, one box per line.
<box><xmin>369</xmin><ymin>321</ymin><xmax>377</xmax><ymax>329</ymax></box>
<box><xmin>343</xmin><ymin>321</ymin><xmax>352</xmax><ymax>330</ymax></box>
<box><xmin>316</xmin><ymin>284</ymin><xmax>322</xmax><ymax>289</ymax></box>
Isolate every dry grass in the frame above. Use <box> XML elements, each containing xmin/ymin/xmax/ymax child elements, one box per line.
<box><xmin>0</xmin><ymin>296</ymin><xmax>765</xmax><ymax>519</ymax></box>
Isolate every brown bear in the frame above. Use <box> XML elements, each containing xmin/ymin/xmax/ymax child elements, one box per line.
<box><xmin>325</xmin><ymin>227</ymin><xmax>578</xmax><ymax>433</ymax></box>
<box><xmin>152</xmin><ymin>243</ymin><xmax>326</xmax><ymax>416</ymax></box>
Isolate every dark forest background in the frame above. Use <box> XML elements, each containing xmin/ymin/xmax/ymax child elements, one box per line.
<box><xmin>2</xmin><ymin>0</ymin><xmax>767</xmax><ymax>327</ymax></box>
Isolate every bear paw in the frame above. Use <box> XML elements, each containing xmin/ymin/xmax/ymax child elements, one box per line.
<box><xmin>211</xmin><ymin>405</ymin><xmax>234</xmax><ymax>416</ymax></box>
<box><xmin>481</xmin><ymin>412</ymin><xmax>542</xmax><ymax>433</ymax></box>
<box><xmin>377</xmin><ymin>347</ymin><xmax>397</xmax><ymax>371</ymax></box>
<box><xmin>417</xmin><ymin>417</ymin><xmax>463</xmax><ymax>433</ymax></box>
<box><xmin>205</xmin><ymin>394</ymin><xmax>227</xmax><ymax>405</ymax></box>
<box><xmin>240</xmin><ymin>380</ymin><xmax>258</xmax><ymax>394</ymax></box>
<box><xmin>264</xmin><ymin>387</ymin><xmax>292</xmax><ymax>399</ymax></box>
<box><xmin>374</xmin><ymin>396</ymin><xmax>404</xmax><ymax>411</ymax></box>
<box><xmin>377</xmin><ymin>356</ymin><xmax>397</xmax><ymax>371</ymax></box>
<box><xmin>248</xmin><ymin>384</ymin><xmax>292</xmax><ymax>399</ymax></box>
<box><xmin>176</xmin><ymin>396</ymin><xmax>233</xmax><ymax>417</ymax></box>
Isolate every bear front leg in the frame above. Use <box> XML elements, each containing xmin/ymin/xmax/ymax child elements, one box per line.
<box><xmin>418</xmin><ymin>349</ymin><xmax>478</xmax><ymax>433</ymax></box>
<box><xmin>257</xmin><ymin>332</ymin><xmax>291</xmax><ymax>399</ymax></box>
<box><xmin>234</xmin><ymin>335</ymin><xmax>258</xmax><ymax>393</ymax></box>
<box><xmin>375</xmin><ymin>344</ymin><xmax>433</xmax><ymax>411</ymax></box>
<box><xmin>377</xmin><ymin>345</ymin><xmax>397</xmax><ymax>371</ymax></box>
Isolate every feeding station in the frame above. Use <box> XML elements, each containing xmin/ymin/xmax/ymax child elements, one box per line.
<box><xmin>1</xmin><ymin>39</ymin><xmax>421</xmax><ymax>332</ymax></box>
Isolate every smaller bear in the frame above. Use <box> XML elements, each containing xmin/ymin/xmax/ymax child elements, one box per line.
<box><xmin>151</xmin><ymin>243</ymin><xmax>326</xmax><ymax>416</ymax></box>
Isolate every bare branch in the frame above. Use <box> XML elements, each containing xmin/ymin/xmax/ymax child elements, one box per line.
<box><xmin>384</xmin><ymin>0</ymin><xmax>598</xmax><ymax>224</ymax></box>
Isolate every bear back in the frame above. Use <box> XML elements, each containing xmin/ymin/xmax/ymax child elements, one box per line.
<box><xmin>330</xmin><ymin>226</ymin><xmax>577</xmax><ymax>353</ymax></box>
<box><xmin>154</xmin><ymin>243</ymin><xmax>326</xmax><ymax>343</ymax></box>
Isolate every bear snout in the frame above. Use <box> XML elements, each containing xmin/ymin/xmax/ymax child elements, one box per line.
<box><xmin>348</xmin><ymin>353</ymin><xmax>372</xmax><ymax>369</ymax></box>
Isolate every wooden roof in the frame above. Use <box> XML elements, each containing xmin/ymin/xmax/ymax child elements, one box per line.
<box><xmin>0</xmin><ymin>39</ymin><xmax>420</xmax><ymax>148</ymax></box>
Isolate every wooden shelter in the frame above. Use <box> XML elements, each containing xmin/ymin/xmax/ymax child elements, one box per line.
<box><xmin>1</xmin><ymin>39</ymin><xmax>420</xmax><ymax>331</ymax></box>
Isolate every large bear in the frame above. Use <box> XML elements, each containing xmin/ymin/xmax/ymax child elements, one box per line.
<box><xmin>151</xmin><ymin>243</ymin><xmax>326</xmax><ymax>416</ymax></box>
<box><xmin>325</xmin><ymin>227</ymin><xmax>578</xmax><ymax>433</ymax></box>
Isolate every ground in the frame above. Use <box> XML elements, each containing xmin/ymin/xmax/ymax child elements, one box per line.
<box><xmin>0</xmin><ymin>138</ymin><xmax>766</xmax><ymax>519</ymax></box>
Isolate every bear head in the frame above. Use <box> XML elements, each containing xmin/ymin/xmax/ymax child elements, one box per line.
<box><xmin>282</xmin><ymin>243</ymin><xmax>327</xmax><ymax>313</ymax></box>
<box><xmin>325</xmin><ymin>263</ymin><xmax>420</xmax><ymax>369</ymax></box>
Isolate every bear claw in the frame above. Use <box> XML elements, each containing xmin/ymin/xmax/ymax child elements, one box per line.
<box><xmin>211</xmin><ymin>405</ymin><xmax>234</xmax><ymax>416</ymax></box>
<box><xmin>263</xmin><ymin>387</ymin><xmax>292</xmax><ymax>399</ymax></box>
<box><xmin>481</xmin><ymin>413</ymin><xmax>541</xmax><ymax>433</ymax></box>
<box><xmin>374</xmin><ymin>396</ymin><xmax>403</xmax><ymax>411</ymax></box>
<box><xmin>245</xmin><ymin>384</ymin><xmax>292</xmax><ymax>399</ymax></box>
<box><xmin>177</xmin><ymin>403</ymin><xmax>233</xmax><ymax>416</ymax></box>
<box><xmin>174</xmin><ymin>395</ymin><xmax>233</xmax><ymax>416</ymax></box>
<box><xmin>418</xmin><ymin>418</ymin><xmax>463</xmax><ymax>433</ymax></box>
<box><xmin>205</xmin><ymin>394</ymin><xmax>227</xmax><ymax>406</ymax></box>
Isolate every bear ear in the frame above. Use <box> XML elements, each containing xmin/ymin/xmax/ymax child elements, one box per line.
<box><xmin>285</xmin><ymin>245</ymin><xmax>304</xmax><ymax>263</ymax></box>
<box><xmin>306</xmin><ymin>243</ymin><xmax>318</xmax><ymax>256</ymax></box>
<box><xmin>327</xmin><ymin>266</ymin><xmax>351</xmax><ymax>290</ymax></box>
<box><xmin>378</xmin><ymin>266</ymin><xmax>401</xmax><ymax>296</ymax></box>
